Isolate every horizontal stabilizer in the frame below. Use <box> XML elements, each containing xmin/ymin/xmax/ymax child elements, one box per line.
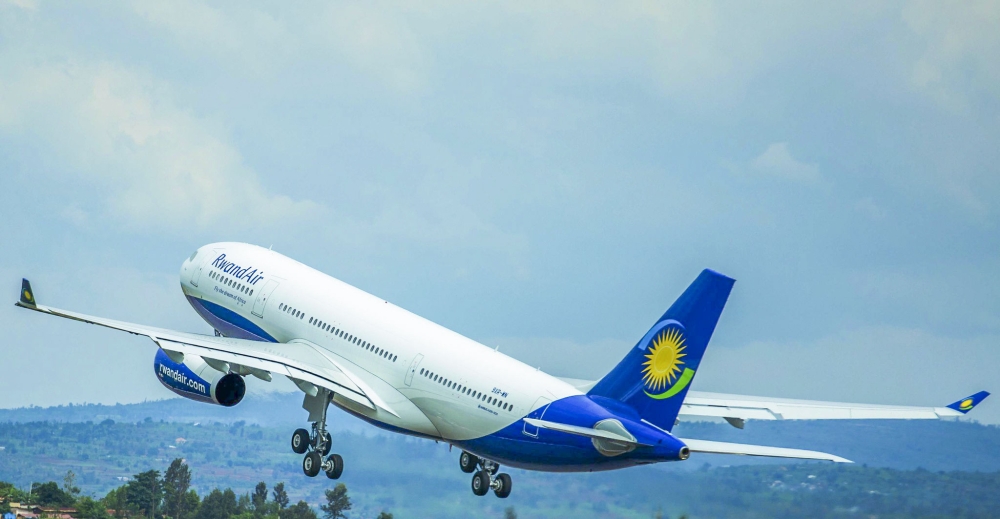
<box><xmin>521</xmin><ymin>418</ymin><xmax>650</xmax><ymax>447</ymax></box>
<box><xmin>680</xmin><ymin>438</ymin><xmax>852</xmax><ymax>463</ymax></box>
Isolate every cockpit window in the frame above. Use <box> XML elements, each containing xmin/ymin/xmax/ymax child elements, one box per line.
<box><xmin>188</xmin><ymin>250</ymin><xmax>199</xmax><ymax>262</ymax></box>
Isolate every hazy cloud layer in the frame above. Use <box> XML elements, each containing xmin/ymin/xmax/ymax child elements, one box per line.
<box><xmin>0</xmin><ymin>1</ymin><xmax>997</xmax><ymax>424</ymax></box>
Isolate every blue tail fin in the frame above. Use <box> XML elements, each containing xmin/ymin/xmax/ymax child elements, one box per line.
<box><xmin>588</xmin><ymin>269</ymin><xmax>735</xmax><ymax>432</ymax></box>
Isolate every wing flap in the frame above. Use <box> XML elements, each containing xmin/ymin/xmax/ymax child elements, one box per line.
<box><xmin>680</xmin><ymin>438</ymin><xmax>852</xmax><ymax>463</ymax></box>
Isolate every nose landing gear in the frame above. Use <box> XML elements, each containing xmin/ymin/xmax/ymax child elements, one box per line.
<box><xmin>291</xmin><ymin>390</ymin><xmax>344</xmax><ymax>480</ymax></box>
<box><xmin>461</xmin><ymin>451</ymin><xmax>512</xmax><ymax>498</ymax></box>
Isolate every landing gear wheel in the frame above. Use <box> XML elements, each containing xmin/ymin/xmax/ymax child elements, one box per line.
<box><xmin>459</xmin><ymin>451</ymin><xmax>478</xmax><ymax>473</ymax></box>
<box><xmin>302</xmin><ymin>451</ymin><xmax>322</xmax><ymax>477</ymax></box>
<box><xmin>291</xmin><ymin>429</ymin><xmax>310</xmax><ymax>454</ymax></box>
<box><xmin>471</xmin><ymin>470</ymin><xmax>490</xmax><ymax>496</ymax></box>
<box><xmin>319</xmin><ymin>432</ymin><xmax>332</xmax><ymax>456</ymax></box>
<box><xmin>324</xmin><ymin>454</ymin><xmax>344</xmax><ymax>479</ymax></box>
<box><xmin>493</xmin><ymin>473</ymin><xmax>512</xmax><ymax>498</ymax></box>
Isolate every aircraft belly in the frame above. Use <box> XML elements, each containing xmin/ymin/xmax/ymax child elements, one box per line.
<box><xmin>408</xmin><ymin>394</ymin><xmax>511</xmax><ymax>441</ymax></box>
<box><xmin>332</xmin><ymin>392</ymin><xmax>440</xmax><ymax>437</ymax></box>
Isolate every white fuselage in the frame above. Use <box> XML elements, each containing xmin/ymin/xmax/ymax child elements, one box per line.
<box><xmin>180</xmin><ymin>242</ymin><xmax>579</xmax><ymax>442</ymax></box>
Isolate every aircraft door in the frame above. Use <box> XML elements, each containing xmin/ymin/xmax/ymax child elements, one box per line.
<box><xmin>190</xmin><ymin>250</ymin><xmax>219</xmax><ymax>288</ymax></box>
<box><xmin>405</xmin><ymin>354</ymin><xmax>424</xmax><ymax>386</ymax></box>
<box><xmin>522</xmin><ymin>396</ymin><xmax>552</xmax><ymax>437</ymax></box>
<box><xmin>251</xmin><ymin>280</ymin><xmax>279</xmax><ymax>318</ymax></box>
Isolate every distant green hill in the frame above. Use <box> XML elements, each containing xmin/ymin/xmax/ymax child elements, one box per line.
<box><xmin>2</xmin><ymin>396</ymin><xmax>999</xmax><ymax>518</ymax></box>
<box><xmin>3</xmin><ymin>392</ymin><xmax>997</xmax><ymax>471</ymax></box>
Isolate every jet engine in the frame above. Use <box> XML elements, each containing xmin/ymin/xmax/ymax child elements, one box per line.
<box><xmin>153</xmin><ymin>348</ymin><xmax>246</xmax><ymax>406</ymax></box>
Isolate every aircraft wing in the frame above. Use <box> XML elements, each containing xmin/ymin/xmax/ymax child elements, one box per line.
<box><xmin>679</xmin><ymin>438</ymin><xmax>851</xmax><ymax>463</ymax></box>
<box><xmin>15</xmin><ymin>279</ymin><xmax>397</xmax><ymax>416</ymax></box>
<box><xmin>681</xmin><ymin>390</ymin><xmax>989</xmax><ymax>428</ymax></box>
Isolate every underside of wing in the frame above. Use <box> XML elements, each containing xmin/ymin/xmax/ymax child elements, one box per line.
<box><xmin>680</xmin><ymin>438</ymin><xmax>852</xmax><ymax>463</ymax></box>
<box><xmin>681</xmin><ymin>390</ymin><xmax>989</xmax><ymax>426</ymax></box>
<box><xmin>15</xmin><ymin>280</ymin><xmax>397</xmax><ymax>416</ymax></box>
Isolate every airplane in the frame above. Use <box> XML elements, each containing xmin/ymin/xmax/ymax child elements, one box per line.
<box><xmin>15</xmin><ymin>242</ymin><xmax>989</xmax><ymax>498</ymax></box>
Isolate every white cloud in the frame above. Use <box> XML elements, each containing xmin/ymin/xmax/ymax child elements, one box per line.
<box><xmin>1</xmin><ymin>0</ymin><xmax>37</xmax><ymax>11</ymax></box>
<box><xmin>903</xmin><ymin>0</ymin><xmax>1000</xmax><ymax>110</ymax></box>
<box><xmin>855</xmin><ymin>197</ymin><xmax>886</xmax><ymax>220</ymax></box>
<box><xmin>750</xmin><ymin>142</ymin><xmax>821</xmax><ymax>183</ymax></box>
<box><xmin>0</xmin><ymin>61</ymin><xmax>320</xmax><ymax>232</ymax></box>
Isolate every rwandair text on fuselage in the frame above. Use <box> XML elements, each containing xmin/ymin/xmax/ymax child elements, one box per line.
<box><xmin>211</xmin><ymin>253</ymin><xmax>266</xmax><ymax>285</ymax></box>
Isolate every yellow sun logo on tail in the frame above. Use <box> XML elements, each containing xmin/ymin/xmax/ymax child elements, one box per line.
<box><xmin>642</xmin><ymin>328</ymin><xmax>687</xmax><ymax>392</ymax></box>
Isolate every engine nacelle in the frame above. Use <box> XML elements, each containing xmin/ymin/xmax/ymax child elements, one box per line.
<box><xmin>154</xmin><ymin>348</ymin><xmax>246</xmax><ymax>406</ymax></box>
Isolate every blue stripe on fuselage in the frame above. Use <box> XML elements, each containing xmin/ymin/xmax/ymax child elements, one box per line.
<box><xmin>186</xmin><ymin>295</ymin><xmax>277</xmax><ymax>342</ymax></box>
<box><xmin>456</xmin><ymin>395</ymin><xmax>687</xmax><ymax>472</ymax></box>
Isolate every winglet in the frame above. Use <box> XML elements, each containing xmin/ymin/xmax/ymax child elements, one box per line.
<box><xmin>946</xmin><ymin>391</ymin><xmax>990</xmax><ymax>414</ymax></box>
<box><xmin>18</xmin><ymin>278</ymin><xmax>36</xmax><ymax>308</ymax></box>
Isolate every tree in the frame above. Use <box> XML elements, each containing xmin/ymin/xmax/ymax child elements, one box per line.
<box><xmin>182</xmin><ymin>490</ymin><xmax>201</xmax><ymax>519</ymax></box>
<box><xmin>504</xmin><ymin>507</ymin><xmax>517</xmax><ymax>519</ymax></box>
<box><xmin>271</xmin><ymin>483</ymin><xmax>288</xmax><ymax>510</ymax></box>
<box><xmin>319</xmin><ymin>484</ymin><xmax>350</xmax><ymax>519</ymax></box>
<box><xmin>197</xmin><ymin>489</ymin><xmax>238</xmax><ymax>519</ymax></box>
<box><xmin>63</xmin><ymin>471</ymin><xmax>81</xmax><ymax>497</ymax></box>
<box><xmin>279</xmin><ymin>501</ymin><xmax>316</xmax><ymax>519</ymax></box>
<box><xmin>163</xmin><ymin>459</ymin><xmax>193</xmax><ymax>519</ymax></box>
<box><xmin>376</xmin><ymin>512</ymin><xmax>393</xmax><ymax>519</ymax></box>
<box><xmin>31</xmin><ymin>482</ymin><xmax>75</xmax><ymax>507</ymax></box>
<box><xmin>102</xmin><ymin>486</ymin><xmax>128</xmax><ymax>518</ymax></box>
<box><xmin>76</xmin><ymin>497</ymin><xmax>112</xmax><ymax>519</ymax></box>
<box><xmin>126</xmin><ymin>470</ymin><xmax>163</xmax><ymax>518</ymax></box>
<box><xmin>251</xmin><ymin>482</ymin><xmax>267</xmax><ymax>515</ymax></box>
<box><xmin>0</xmin><ymin>482</ymin><xmax>29</xmax><ymax>513</ymax></box>
<box><xmin>236</xmin><ymin>493</ymin><xmax>252</xmax><ymax>515</ymax></box>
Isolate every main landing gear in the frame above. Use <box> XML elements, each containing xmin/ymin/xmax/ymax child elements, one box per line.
<box><xmin>460</xmin><ymin>451</ymin><xmax>511</xmax><ymax>498</ymax></box>
<box><xmin>291</xmin><ymin>391</ymin><xmax>344</xmax><ymax>480</ymax></box>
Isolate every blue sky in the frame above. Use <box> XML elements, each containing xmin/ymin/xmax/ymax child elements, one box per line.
<box><xmin>1</xmin><ymin>1</ymin><xmax>998</xmax><ymax>423</ymax></box>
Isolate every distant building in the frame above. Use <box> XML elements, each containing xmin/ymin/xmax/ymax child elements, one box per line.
<box><xmin>8</xmin><ymin>502</ymin><xmax>41</xmax><ymax>519</ymax></box>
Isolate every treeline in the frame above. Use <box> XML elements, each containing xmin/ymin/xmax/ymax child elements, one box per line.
<box><xmin>0</xmin><ymin>460</ymin><xmax>392</xmax><ymax>519</ymax></box>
